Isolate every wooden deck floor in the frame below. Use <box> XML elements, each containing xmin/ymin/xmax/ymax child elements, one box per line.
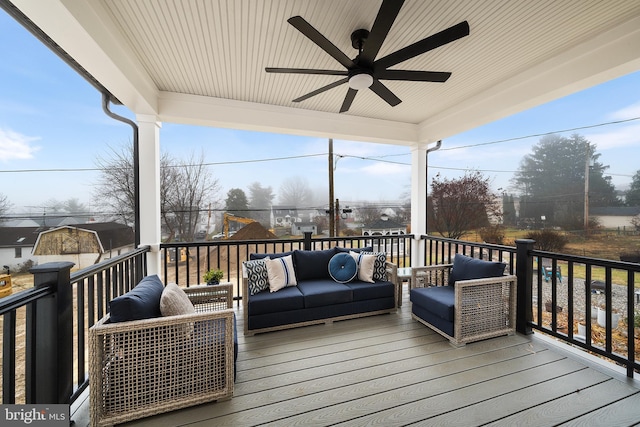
<box><xmin>73</xmin><ymin>286</ymin><xmax>640</xmax><ymax>426</ymax></box>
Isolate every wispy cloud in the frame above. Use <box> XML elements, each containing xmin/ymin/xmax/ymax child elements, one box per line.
<box><xmin>608</xmin><ymin>101</ymin><xmax>640</xmax><ymax>120</ymax></box>
<box><xmin>0</xmin><ymin>127</ymin><xmax>40</xmax><ymax>161</ymax></box>
<box><xmin>586</xmin><ymin>123</ymin><xmax>640</xmax><ymax>151</ymax></box>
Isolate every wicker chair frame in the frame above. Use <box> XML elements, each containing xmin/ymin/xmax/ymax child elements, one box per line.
<box><xmin>89</xmin><ymin>283</ymin><xmax>234</xmax><ymax>427</ymax></box>
<box><xmin>411</xmin><ymin>264</ymin><xmax>517</xmax><ymax>347</ymax></box>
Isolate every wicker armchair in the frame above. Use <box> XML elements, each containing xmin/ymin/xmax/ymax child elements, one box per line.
<box><xmin>89</xmin><ymin>283</ymin><xmax>235</xmax><ymax>427</ymax></box>
<box><xmin>410</xmin><ymin>263</ymin><xmax>517</xmax><ymax>347</ymax></box>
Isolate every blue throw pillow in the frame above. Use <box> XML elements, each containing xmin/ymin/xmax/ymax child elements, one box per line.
<box><xmin>448</xmin><ymin>254</ymin><xmax>506</xmax><ymax>286</ymax></box>
<box><xmin>109</xmin><ymin>275</ymin><xmax>164</xmax><ymax>323</ymax></box>
<box><xmin>328</xmin><ymin>253</ymin><xmax>358</xmax><ymax>283</ymax></box>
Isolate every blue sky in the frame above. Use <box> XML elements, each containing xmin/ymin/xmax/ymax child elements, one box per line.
<box><xmin>1</xmin><ymin>10</ymin><xmax>638</xmax><ymax>215</ymax></box>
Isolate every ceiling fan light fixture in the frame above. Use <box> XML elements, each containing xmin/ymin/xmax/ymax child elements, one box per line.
<box><xmin>348</xmin><ymin>73</ymin><xmax>373</xmax><ymax>90</ymax></box>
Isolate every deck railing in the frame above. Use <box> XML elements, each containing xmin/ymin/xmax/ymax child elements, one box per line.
<box><xmin>160</xmin><ymin>233</ymin><xmax>413</xmax><ymax>305</ymax></box>
<box><xmin>0</xmin><ymin>246</ymin><xmax>148</xmax><ymax>405</ymax></box>
<box><xmin>1</xmin><ymin>231</ymin><xmax>637</xmax><ymax>412</ymax></box>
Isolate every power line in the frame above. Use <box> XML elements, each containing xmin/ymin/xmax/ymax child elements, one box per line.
<box><xmin>439</xmin><ymin>116</ymin><xmax>640</xmax><ymax>151</ymax></box>
<box><xmin>1</xmin><ymin>116</ymin><xmax>637</xmax><ymax>175</ymax></box>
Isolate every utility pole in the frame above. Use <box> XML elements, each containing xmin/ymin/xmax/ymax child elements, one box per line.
<box><xmin>335</xmin><ymin>198</ymin><xmax>340</xmax><ymax>237</ymax></box>
<box><xmin>328</xmin><ymin>139</ymin><xmax>335</xmax><ymax>237</ymax></box>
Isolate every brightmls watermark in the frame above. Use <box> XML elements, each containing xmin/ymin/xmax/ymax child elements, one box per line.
<box><xmin>1</xmin><ymin>405</ymin><xmax>68</xmax><ymax>426</ymax></box>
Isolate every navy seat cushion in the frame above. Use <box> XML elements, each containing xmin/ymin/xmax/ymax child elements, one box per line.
<box><xmin>344</xmin><ymin>280</ymin><xmax>395</xmax><ymax>301</ymax></box>
<box><xmin>109</xmin><ymin>275</ymin><xmax>164</xmax><ymax>323</ymax></box>
<box><xmin>248</xmin><ymin>286</ymin><xmax>304</xmax><ymax>315</ymax></box>
<box><xmin>297</xmin><ymin>280</ymin><xmax>352</xmax><ymax>308</ymax></box>
<box><xmin>328</xmin><ymin>253</ymin><xmax>358</xmax><ymax>283</ymax></box>
<box><xmin>410</xmin><ymin>286</ymin><xmax>455</xmax><ymax>322</ymax></box>
<box><xmin>448</xmin><ymin>254</ymin><xmax>506</xmax><ymax>286</ymax></box>
<box><xmin>293</xmin><ymin>248</ymin><xmax>337</xmax><ymax>281</ymax></box>
<box><xmin>249</xmin><ymin>251</ymin><xmax>294</xmax><ymax>260</ymax></box>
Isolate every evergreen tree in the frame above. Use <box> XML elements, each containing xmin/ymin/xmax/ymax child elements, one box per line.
<box><xmin>626</xmin><ymin>170</ymin><xmax>640</xmax><ymax>206</ymax></box>
<box><xmin>511</xmin><ymin>133</ymin><xmax>620</xmax><ymax>229</ymax></box>
<box><xmin>225</xmin><ymin>188</ymin><xmax>249</xmax><ymax>217</ymax></box>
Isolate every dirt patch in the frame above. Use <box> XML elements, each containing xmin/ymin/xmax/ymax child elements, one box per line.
<box><xmin>228</xmin><ymin>222</ymin><xmax>276</xmax><ymax>240</ymax></box>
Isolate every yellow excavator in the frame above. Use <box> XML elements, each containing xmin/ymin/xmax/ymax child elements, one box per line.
<box><xmin>0</xmin><ymin>266</ymin><xmax>12</xmax><ymax>298</ymax></box>
<box><xmin>222</xmin><ymin>213</ymin><xmax>256</xmax><ymax>238</ymax></box>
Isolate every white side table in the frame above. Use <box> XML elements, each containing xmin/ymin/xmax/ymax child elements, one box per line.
<box><xmin>396</xmin><ymin>267</ymin><xmax>412</xmax><ymax>306</ymax></box>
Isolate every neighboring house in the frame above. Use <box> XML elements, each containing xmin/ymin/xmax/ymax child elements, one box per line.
<box><xmin>32</xmin><ymin>222</ymin><xmax>135</xmax><ymax>270</ymax></box>
<box><xmin>0</xmin><ymin>227</ymin><xmax>40</xmax><ymax>272</ymax></box>
<box><xmin>291</xmin><ymin>221</ymin><xmax>317</xmax><ymax>236</ymax></box>
<box><xmin>361</xmin><ymin>216</ymin><xmax>407</xmax><ymax>236</ymax></box>
<box><xmin>590</xmin><ymin>207</ymin><xmax>640</xmax><ymax>230</ymax></box>
<box><xmin>271</xmin><ymin>206</ymin><xmax>301</xmax><ymax>228</ymax></box>
<box><xmin>361</xmin><ymin>215</ymin><xmax>407</xmax><ymax>256</ymax></box>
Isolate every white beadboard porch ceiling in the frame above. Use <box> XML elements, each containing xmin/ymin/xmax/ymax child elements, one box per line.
<box><xmin>10</xmin><ymin>0</ymin><xmax>640</xmax><ymax>145</ymax></box>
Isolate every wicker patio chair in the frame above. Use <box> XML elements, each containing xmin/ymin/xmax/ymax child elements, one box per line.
<box><xmin>410</xmin><ymin>263</ymin><xmax>517</xmax><ymax>346</ymax></box>
<box><xmin>89</xmin><ymin>283</ymin><xmax>235</xmax><ymax>427</ymax></box>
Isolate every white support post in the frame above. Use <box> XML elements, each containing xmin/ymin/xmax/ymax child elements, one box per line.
<box><xmin>137</xmin><ymin>114</ymin><xmax>162</xmax><ymax>277</ymax></box>
<box><xmin>410</xmin><ymin>143</ymin><xmax>428</xmax><ymax>267</ymax></box>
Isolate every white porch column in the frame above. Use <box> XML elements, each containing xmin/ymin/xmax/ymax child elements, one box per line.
<box><xmin>137</xmin><ymin>114</ymin><xmax>162</xmax><ymax>276</ymax></box>
<box><xmin>410</xmin><ymin>143</ymin><xmax>428</xmax><ymax>267</ymax></box>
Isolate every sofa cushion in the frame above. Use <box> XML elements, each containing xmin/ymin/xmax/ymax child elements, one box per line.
<box><xmin>244</xmin><ymin>259</ymin><xmax>270</xmax><ymax>295</ymax></box>
<box><xmin>109</xmin><ymin>275</ymin><xmax>164</xmax><ymax>323</ymax></box>
<box><xmin>159</xmin><ymin>283</ymin><xmax>195</xmax><ymax>317</ymax></box>
<box><xmin>328</xmin><ymin>253</ymin><xmax>358</xmax><ymax>283</ymax></box>
<box><xmin>350</xmin><ymin>251</ymin><xmax>376</xmax><ymax>283</ymax></box>
<box><xmin>410</xmin><ymin>286</ymin><xmax>455</xmax><ymax>322</ymax></box>
<box><xmin>248</xmin><ymin>286</ymin><xmax>304</xmax><ymax>315</ymax></box>
<box><xmin>448</xmin><ymin>254</ymin><xmax>506</xmax><ymax>286</ymax></box>
<box><xmin>250</xmin><ymin>251</ymin><xmax>294</xmax><ymax>260</ymax></box>
<box><xmin>266</xmin><ymin>255</ymin><xmax>297</xmax><ymax>292</ymax></box>
<box><xmin>344</xmin><ymin>280</ymin><xmax>395</xmax><ymax>301</ymax></box>
<box><xmin>297</xmin><ymin>280</ymin><xmax>353</xmax><ymax>308</ymax></box>
<box><xmin>293</xmin><ymin>248</ymin><xmax>337</xmax><ymax>281</ymax></box>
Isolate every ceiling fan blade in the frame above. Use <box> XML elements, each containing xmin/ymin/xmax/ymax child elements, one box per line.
<box><xmin>266</xmin><ymin>67</ymin><xmax>347</xmax><ymax>76</ymax></box>
<box><xmin>339</xmin><ymin>88</ymin><xmax>358</xmax><ymax>113</ymax></box>
<box><xmin>288</xmin><ymin>16</ymin><xmax>355</xmax><ymax>69</ymax></box>
<box><xmin>370</xmin><ymin>80</ymin><xmax>401</xmax><ymax>107</ymax></box>
<box><xmin>374</xmin><ymin>21</ymin><xmax>469</xmax><ymax>69</ymax></box>
<box><xmin>376</xmin><ymin>69</ymin><xmax>451</xmax><ymax>82</ymax></box>
<box><xmin>292</xmin><ymin>78</ymin><xmax>348</xmax><ymax>103</ymax></box>
<box><xmin>359</xmin><ymin>0</ymin><xmax>405</xmax><ymax>64</ymax></box>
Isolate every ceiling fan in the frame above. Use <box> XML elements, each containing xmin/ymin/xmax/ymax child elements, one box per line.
<box><xmin>265</xmin><ymin>0</ymin><xmax>469</xmax><ymax>113</ymax></box>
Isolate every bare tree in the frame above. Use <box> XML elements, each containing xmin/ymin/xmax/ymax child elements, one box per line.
<box><xmin>358</xmin><ymin>202</ymin><xmax>385</xmax><ymax>226</ymax></box>
<box><xmin>162</xmin><ymin>151</ymin><xmax>220</xmax><ymax>241</ymax></box>
<box><xmin>278</xmin><ymin>176</ymin><xmax>312</xmax><ymax>207</ymax></box>
<box><xmin>430</xmin><ymin>171</ymin><xmax>501</xmax><ymax>239</ymax></box>
<box><xmin>94</xmin><ymin>144</ymin><xmax>219</xmax><ymax>241</ymax></box>
<box><xmin>0</xmin><ymin>193</ymin><xmax>11</xmax><ymax>223</ymax></box>
<box><xmin>94</xmin><ymin>144</ymin><xmax>138</xmax><ymax>225</ymax></box>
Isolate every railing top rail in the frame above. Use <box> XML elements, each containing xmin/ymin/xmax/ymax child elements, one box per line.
<box><xmin>530</xmin><ymin>249</ymin><xmax>640</xmax><ymax>271</ymax></box>
<box><xmin>70</xmin><ymin>245</ymin><xmax>150</xmax><ymax>282</ymax></box>
<box><xmin>419</xmin><ymin>234</ymin><xmax>516</xmax><ymax>253</ymax></box>
<box><xmin>161</xmin><ymin>234</ymin><xmax>413</xmax><ymax>249</ymax></box>
<box><xmin>0</xmin><ymin>286</ymin><xmax>53</xmax><ymax>315</ymax></box>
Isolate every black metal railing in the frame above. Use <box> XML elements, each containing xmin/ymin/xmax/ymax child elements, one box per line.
<box><xmin>2</xmin><ymin>231</ymin><xmax>636</xmax><ymax>414</ymax></box>
<box><xmin>161</xmin><ymin>233</ymin><xmax>413</xmax><ymax>305</ymax></box>
<box><xmin>0</xmin><ymin>246</ymin><xmax>148</xmax><ymax>406</ymax></box>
